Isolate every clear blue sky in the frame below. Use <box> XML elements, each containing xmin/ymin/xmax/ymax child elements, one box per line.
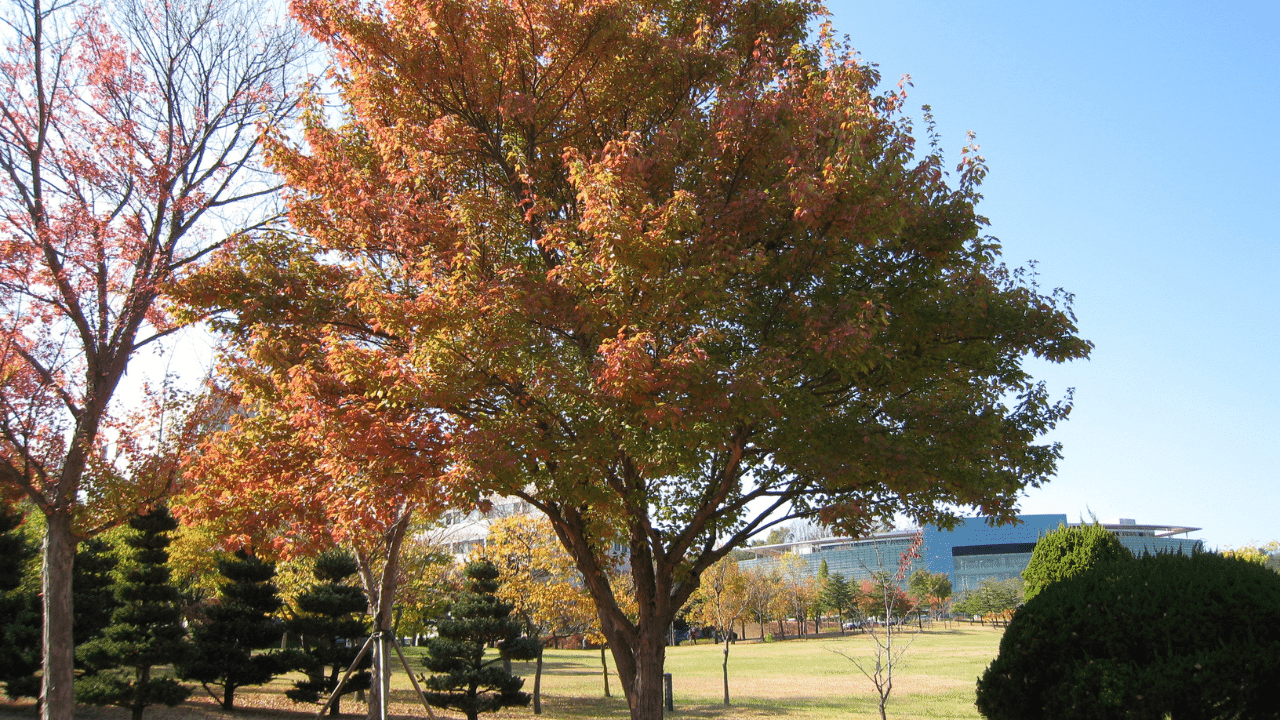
<box><xmin>824</xmin><ymin>0</ymin><xmax>1279</xmax><ymax>549</ymax></box>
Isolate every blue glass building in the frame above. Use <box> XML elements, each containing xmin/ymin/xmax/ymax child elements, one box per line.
<box><xmin>738</xmin><ymin>514</ymin><xmax>1202</xmax><ymax>591</ymax></box>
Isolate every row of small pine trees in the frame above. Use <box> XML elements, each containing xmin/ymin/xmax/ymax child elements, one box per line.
<box><xmin>0</xmin><ymin>506</ymin><xmax>373</xmax><ymax>718</ymax></box>
<box><xmin>2</xmin><ymin>507</ymin><xmax>542</xmax><ymax>720</ymax></box>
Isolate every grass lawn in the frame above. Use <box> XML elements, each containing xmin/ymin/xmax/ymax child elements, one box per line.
<box><xmin>0</xmin><ymin>623</ymin><xmax>1004</xmax><ymax>720</ymax></box>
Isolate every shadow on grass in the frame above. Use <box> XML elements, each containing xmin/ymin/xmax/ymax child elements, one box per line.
<box><xmin>533</xmin><ymin>694</ymin><xmax>803</xmax><ymax>719</ymax></box>
<box><xmin>509</xmin><ymin>659</ymin><xmax>608</xmax><ymax>677</ymax></box>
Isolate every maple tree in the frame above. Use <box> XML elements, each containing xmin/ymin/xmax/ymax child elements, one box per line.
<box><xmin>740</xmin><ymin>566</ymin><xmax>783</xmax><ymax>640</ymax></box>
<box><xmin>186</xmin><ymin>0</ymin><xmax>1092</xmax><ymax>717</ymax></box>
<box><xmin>0</xmin><ymin>0</ymin><xmax>303</xmax><ymax>713</ymax></box>
<box><xmin>173</xmin><ymin>234</ymin><xmax>458</xmax><ymax>718</ymax></box>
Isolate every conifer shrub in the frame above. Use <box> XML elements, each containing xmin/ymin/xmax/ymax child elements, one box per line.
<box><xmin>1021</xmin><ymin>522</ymin><xmax>1133</xmax><ymax>601</ymax></box>
<box><xmin>286</xmin><ymin>550</ymin><xmax>371</xmax><ymax>715</ymax></box>
<box><xmin>74</xmin><ymin>537</ymin><xmax>121</xmax><ymax>648</ymax></box>
<box><xmin>76</xmin><ymin>507</ymin><xmax>192</xmax><ymax>720</ymax></box>
<box><xmin>976</xmin><ymin>552</ymin><xmax>1280</xmax><ymax>720</ymax></box>
<box><xmin>0</xmin><ymin>507</ymin><xmax>39</xmax><ymax>699</ymax></box>
<box><xmin>422</xmin><ymin>559</ymin><xmax>540</xmax><ymax>720</ymax></box>
<box><xmin>179</xmin><ymin>549</ymin><xmax>288</xmax><ymax>710</ymax></box>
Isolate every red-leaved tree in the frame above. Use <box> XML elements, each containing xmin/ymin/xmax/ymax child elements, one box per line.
<box><xmin>0</xmin><ymin>0</ymin><xmax>303</xmax><ymax>714</ymax></box>
<box><xmin>175</xmin><ymin>324</ymin><xmax>453</xmax><ymax>719</ymax></box>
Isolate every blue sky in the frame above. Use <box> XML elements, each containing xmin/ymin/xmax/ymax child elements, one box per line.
<box><xmin>824</xmin><ymin>0</ymin><xmax>1279</xmax><ymax>548</ymax></box>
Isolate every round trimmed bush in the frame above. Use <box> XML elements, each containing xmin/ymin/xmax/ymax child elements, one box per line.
<box><xmin>976</xmin><ymin>552</ymin><xmax>1280</xmax><ymax>720</ymax></box>
<box><xmin>1022</xmin><ymin>522</ymin><xmax>1133</xmax><ymax>601</ymax></box>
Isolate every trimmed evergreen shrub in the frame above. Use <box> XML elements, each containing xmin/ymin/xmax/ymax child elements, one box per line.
<box><xmin>76</xmin><ymin>507</ymin><xmax>192</xmax><ymax>720</ymax></box>
<box><xmin>1</xmin><ymin>512</ymin><xmax>126</xmax><ymax>699</ymax></box>
<box><xmin>179</xmin><ymin>549</ymin><xmax>288</xmax><ymax>710</ymax></box>
<box><xmin>422</xmin><ymin>559</ymin><xmax>540</xmax><ymax>720</ymax></box>
<box><xmin>0</xmin><ymin>507</ymin><xmax>40</xmax><ymax>699</ymax></box>
<box><xmin>1021</xmin><ymin>522</ymin><xmax>1133</xmax><ymax>600</ymax></box>
<box><xmin>976</xmin><ymin>552</ymin><xmax>1280</xmax><ymax>720</ymax></box>
<box><xmin>285</xmin><ymin>550</ymin><xmax>371</xmax><ymax>715</ymax></box>
<box><xmin>74</xmin><ymin>537</ymin><xmax>121</xmax><ymax>648</ymax></box>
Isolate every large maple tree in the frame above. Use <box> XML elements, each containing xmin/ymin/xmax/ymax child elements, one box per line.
<box><xmin>189</xmin><ymin>0</ymin><xmax>1091</xmax><ymax>718</ymax></box>
<box><xmin>0</xmin><ymin>0</ymin><xmax>303</xmax><ymax>715</ymax></box>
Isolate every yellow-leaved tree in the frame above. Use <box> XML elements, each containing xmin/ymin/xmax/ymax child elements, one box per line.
<box><xmin>693</xmin><ymin>559</ymin><xmax>750</xmax><ymax>705</ymax></box>
<box><xmin>487</xmin><ymin>514</ymin><xmax>604</xmax><ymax>714</ymax></box>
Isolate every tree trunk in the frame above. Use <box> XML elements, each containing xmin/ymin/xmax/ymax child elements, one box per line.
<box><xmin>626</xmin><ymin>632</ymin><xmax>668</xmax><ymax>720</ymax></box>
<box><xmin>355</xmin><ymin>509</ymin><xmax>411</xmax><ymax>720</ymax></box>
<box><xmin>721</xmin><ymin>634</ymin><xmax>731</xmax><ymax>705</ymax></box>
<box><xmin>600</xmin><ymin>645</ymin><xmax>610</xmax><ymax>697</ymax></box>
<box><xmin>133</xmin><ymin>665</ymin><xmax>151</xmax><ymax>720</ymax></box>
<box><xmin>328</xmin><ymin>665</ymin><xmax>341</xmax><ymax>716</ymax></box>
<box><xmin>533</xmin><ymin>646</ymin><xmax>543</xmax><ymax>714</ymax></box>
<box><xmin>41</xmin><ymin>508</ymin><xmax>75</xmax><ymax>720</ymax></box>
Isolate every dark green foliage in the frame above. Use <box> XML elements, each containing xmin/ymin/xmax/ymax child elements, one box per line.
<box><xmin>75</xmin><ymin>537</ymin><xmax>121</xmax><ymax>648</ymax></box>
<box><xmin>976</xmin><ymin>552</ymin><xmax>1280</xmax><ymax>720</ymax></box>
<box><xmin>76</xmin><ymin>507</ymin><xmax>192</xmax><ymax>720</ymax></box>
<box><xmin>422</xmin><ymin>559</ymin><xmax>540</xmax><ymax>720</ymax></box>
<box><xmin>0</xmin><ymin>507</ymin><xmax>40</xmax><ymax>699</ymax></box>
<box><xmin>0</xmin><ymin>507</ymin><xmax>30</xmax><ymax>593</ymax></box>
<box><xmin>285</xmin><ymin>550</ymin><xmax>371</xmax><ymax>716</ymax></box>
<box><xmin>178</xmin><ymin>550</ymin><xmax>287</xmax><ymax>710</ymax></box>
<box><xmin>821</xmin><ymin>573</ymin><xmax>854</xmax><ymax>625</ymax></box>
<box><xmin>1022</xmin><ymin>522</ymin><xmax>1133</xmax><ymax>601</ymax></box>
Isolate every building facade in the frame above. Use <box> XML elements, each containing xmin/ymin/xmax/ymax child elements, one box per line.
<box><xmin>737</xmin><ymin>514</ymin><xmax>1203</xmax><ymax>592</ymax></box>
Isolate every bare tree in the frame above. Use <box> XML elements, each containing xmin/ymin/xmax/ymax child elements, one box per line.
<box><xmin>833</xmin><ymin>529</ymin><xmax>924</xmax><ymax>720</ymax></box>
<box><xmin>0</xmin><ymin>0</ymin><xmax>304</xmax><ymax>713</ymax></box>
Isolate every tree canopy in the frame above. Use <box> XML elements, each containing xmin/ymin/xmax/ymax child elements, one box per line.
<box><xmin>180</xmin><ymin>0</ymin><xmax>1090</xmax><ymax>717</ymax></box>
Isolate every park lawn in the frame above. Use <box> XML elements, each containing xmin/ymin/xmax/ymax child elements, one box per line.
<box><xmin>0</xmin><ymin>624</ymin><xmax>1003</xmax><ymax>720</ymax></box>
<box><xmin>512</xmin><ymin>623</ymin><xmax>1003</xmax><ymax>720</ymax></box>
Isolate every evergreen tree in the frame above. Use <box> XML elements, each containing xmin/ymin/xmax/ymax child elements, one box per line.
<box><xmin>821</xmin><ymin>574</ymin><xmax>854</xmax><ymax>630</ymax></box>
<box><xmin>75</xmin><ymin>537</ymin><xmax>121</xmax><ymax>649</ymax></box>
<box><xmin>422</xmin><ymin>559</ymin><xmax>540</xmax><ymax>720</ymax></box>
<box><xmin>1022</xmin><ymin>523</ymin><xmax>1133</xmax><ymax>601</ymax></box>
<box><xmin>286</xmin><ymin>550</ymin><xmax>371</xmax><ymax>716</ymax></box>
<box><xmin>179</xmin><ymin>550</ymin><xmax>287</xmax><ymax>710</ymax></box>
<box><xmin>978</xmin><ymin>552</ymin><xmax>1280</xmax><ymax>719</ymax></box>
<box><xmin>0</xmin><ymin>507</ymin><xmax>40</xmax><ymax>699</ymax></box>
<box><xmin>76</xmin><ymin>507</ymin><xmax>192</xmax><ymax>720</ymax></box>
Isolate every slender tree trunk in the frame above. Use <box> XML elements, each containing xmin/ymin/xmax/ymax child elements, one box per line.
<box><xmin>533</xmin><ymin>646</ymin><xmax>543</xmax><ymax>714</ymax></box>
<box><xmin>133</xmin><ymin>665</ymin><xmax>151</xmax><ymax>720</ymax></box>
<box><xmin>600</xmin><ymin>645</ymin><xmax>610</xmax><ymax>697</ymax></box>
<box><xmin>328</xmin><ymin>665</ymin><xmax>341</xmax><ymax>716</ymax></box>
<box><xmin>356</xmin><ymin>509</ymin><xmax>411</xmax><ymax>720</ymax></box>
<box><xmin>721</xmin><ymin>634</ymin><xmax>730</xmax><ymax>705</ymax></box>
<box><xmin>41</xmin><ymin>508</ymin><xmax>75</xmax><ymax>720</ymax></box>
